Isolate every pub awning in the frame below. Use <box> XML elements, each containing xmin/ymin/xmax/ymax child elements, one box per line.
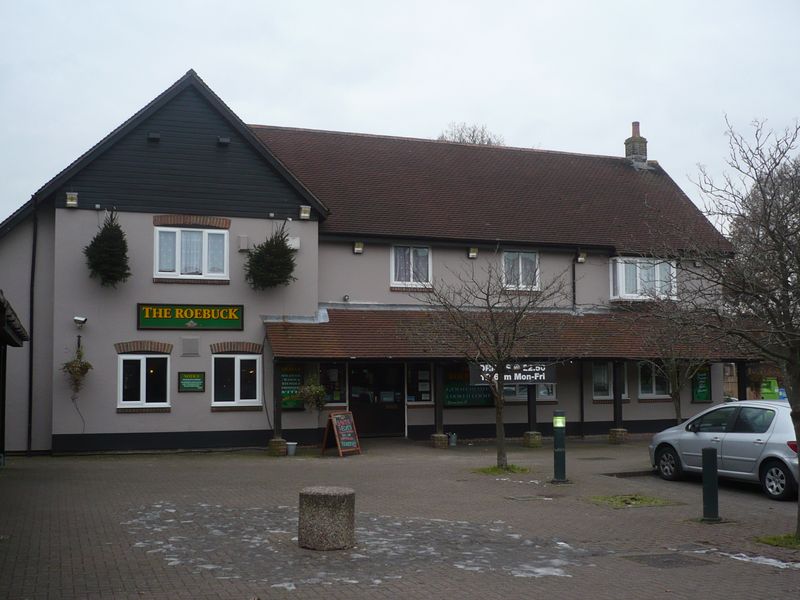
<box><xmin>265</xmin><ymin>308</ymin><xmax>748</xmax><ymax>362</ymax></box>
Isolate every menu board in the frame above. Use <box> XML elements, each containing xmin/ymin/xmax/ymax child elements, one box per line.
<box><xmin>321</xmin><ymin>411</ymin><xmax>361</xmax><ymax>457</ymax></box>
<box><xmin>178</xmin><ymin>371</ymin><xmax>205</xmax><ymax>393</ymax></box>
<box><xmin>444</xmin><ymin>365</ymin><xmax>493</xmax><ymax>406</ymax></box>
<box><xmin>280</xmin><ymin>364</ymin><xmax>304</xmax><ymax>409</ymax></box>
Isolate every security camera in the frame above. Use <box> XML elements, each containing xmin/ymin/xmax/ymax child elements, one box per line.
<box><xmin>73</xmin><ymin>316</ymin><xmax>88</xmax><ymax>327</ymax></box>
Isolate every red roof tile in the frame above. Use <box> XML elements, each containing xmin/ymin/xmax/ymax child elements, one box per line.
<box><xmin>251</xmin><ymin>126</ymin><xmax>730</xmax><ymax>254</ymax></box>
<box><xmin>265</xmin><ymin>309</ymin><xmax>745</xmax><ymax>361</ymax></box>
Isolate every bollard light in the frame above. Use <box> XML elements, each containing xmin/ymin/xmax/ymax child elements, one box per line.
<box><xmin>552</xmin><ymin>410</ymin><xmax>568</xmax><ymax>483</ymax></box>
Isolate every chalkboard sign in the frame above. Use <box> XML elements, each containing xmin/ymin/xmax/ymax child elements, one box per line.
<box><xmin>321</xmin><ymin>411</ymin><xmax>361</xmax><ymax>457</ymax></box>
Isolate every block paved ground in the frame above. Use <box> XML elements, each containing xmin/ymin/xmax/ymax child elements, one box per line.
<box><xmin>1</xmin><ymin>436</ymin><xmax>798</xmax><ymax>599</ymax></box>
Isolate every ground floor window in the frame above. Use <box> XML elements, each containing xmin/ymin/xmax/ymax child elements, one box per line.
<box><xmin>319</xmin><ymin>362</ymin><xmax>346</xmax><ymax>405</ymax></box>
<box><xmin>213</xmin><ymin>355</ymin><xmax>261</xmax><ymax>406</ymax></box>
<box><xmin>407</xmin><ymin>362</ymin><xmax>433</xmax><ymax>403</ymax></box>
<box><xmin>536</xmin><ymin>383</ymin><xmax>557</xmax><ymax>401</ymax></box>
<box><xmin>592</xmin><ymin>362</ymin><xmax>627</xmax><ymax>399</ymax></box>
<box><xmin>118</xmin><ymin>355</ymin><xmax>169</xmax><ymax>406</ymax></box>
<box><xmin>638</xmin><ymin>362</ymin><xmax>670</xmax><ymax>397</ymax></box>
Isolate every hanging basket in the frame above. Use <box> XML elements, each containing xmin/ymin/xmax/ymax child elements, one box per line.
<box><xmin>245</xmin><ymin>222</ymin><xmax>297</xmax><ymax>289</ymax></box>
<box><xmin>83</xmin><ymin>211</ymin><xmax>131</xmax><ymax>287</ymax></box>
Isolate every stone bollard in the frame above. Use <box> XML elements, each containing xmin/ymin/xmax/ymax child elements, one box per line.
<box><xmin>430</xmin><ymin>433</ymin><xmax>448</xmax><ymax>449</ymax></box>
<box><xmin>523</xmin><ymin>431</ymin><xmax>542</xmax><ymax>448</ymax></box>
<box><xmin>298</xmin><ymin>486</ymin><xmax>355</xmax><ymax>550</ymax></box>
<box><xmin>268</xmin><ymin>437</ymin><xmax>288</xmax><ymax>456</ymax></box>
<box><xmin>608</xmin><ymin>428</ymin><xmax>628</xmax><ymax>444</ymax></box>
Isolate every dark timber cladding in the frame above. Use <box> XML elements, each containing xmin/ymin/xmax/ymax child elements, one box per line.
<box><xmin>51</xmin><ymin>87</ymin><xmax>310</xmax><ymax>219</ymax></box>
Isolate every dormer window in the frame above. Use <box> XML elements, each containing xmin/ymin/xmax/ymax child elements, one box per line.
<box><xmin>610</xmin><ymin>257</ymin><xmax>675</xmax><ymax>300</ymax></box>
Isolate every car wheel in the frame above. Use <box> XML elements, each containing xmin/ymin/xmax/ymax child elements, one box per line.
<box><xmin>760</xmin><ymin>460</ymin><xmax>797</xmax><ymax>501</ymax></box>
<box><xmin>656</xmin><ymin>445</ymin><xmax>682</xmax><ymax>481</ymax></box>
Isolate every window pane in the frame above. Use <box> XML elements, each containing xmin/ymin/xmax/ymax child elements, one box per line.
<box><xmin>655</xmin><ymin>371</ymin><xmax>669</xmax><ymax>395</ymax></box>
<box><xmin>394</xmin><ymin>247</ymin><xmax>411</xmax><ymax>282</ymax></box>
<box><xmin>624</xmin><ymin>261</ymin><xmax>637</xmax><ymax>294</ymax></box>
<box><xmin>214</xmin><ymin>357</ymin><xmax>235</xmax><ymax>402</ymax></box>
<box><xmin>612</xmin><ymin>260</ymin><xmax>619</xmax><ymax>297</ymax></box>
<box><xmin>504</xmin><ymin>252</ymin><xmax>520</xmax><ymax>286</ymax></box>
<box><xmin>321</xmin><ymin>362</ymin><xmax>346</xmax><ymax>403</ymax></box>
<box><xmin>640</xmin><ymin>363</ymin><xmax>654</xmax><ymax>395</ymax></box>
<box><xmin>733</xmin><ymin>407</ymin><xmax>775</xmax><ymax>434</ymax></box>
<box><xmin>521</xmin><ymin>252</ymin><xmax>537</xmax><ymax>287</ymax></box>
<box><xmin>207</xmin><ymin>233</ymin><xmax>226</xmax><ymax>274</ymax></box>
<box><xmin>639</xmin><ymin>261</ymin><xmax>655</xmax><ymax>294</ymax></box>
<box><xmin>696</xmin><ymin>407</ymin><xmax>737</xmax><ymax>432</ymax></box>
<box><xmin>239</xmin><ymin>359</ymin><xmax>258</xmax><ymax>401</ymax></box>
<box><xmin>412</xmin><ymin>247</ymin><xmax>429</xmax><ymax>282</ymax></box>
<box><xmin>158</xmin><ymin>231</ymin><xmax>176</xmax><ymax>272</ymax></box>
<box><xmin>181</xmin><ymin>231</ymin><xmax>203</xmax><ymax>275</ymax></box>
<box><xmin>592</xmin><ymin>362</ymin><xmax>609</xmax><ymax>397</ymax></box>
<box><xmin>657</xmin><ymin>261</ymin><xmax>672</xmax><ymax>296</ymax></box>
<box><xmin>145</xmin><ymin>357</ymin><xmax>168</xmax><ymax>403</ymax></box>
<box><xmin>121</xmin><ymin>359</ymin><xmax>141</xmax><ymax>403</ymax></box>
<box><xmin>537</xmin><ymin>383</ymin><xmax>556</xmax><ymax>399</ymax></box>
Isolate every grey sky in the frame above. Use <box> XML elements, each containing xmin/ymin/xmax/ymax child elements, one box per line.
<box><xmin>1</xmin><ymin>0</ymin><xmax>798</xmax><ymax>222</ymax></box>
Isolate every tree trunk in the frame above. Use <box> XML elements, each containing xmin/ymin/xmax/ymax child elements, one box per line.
<box><xmin>672</xmin><ymin>390</ymin><xmax>683</xmax><ymax>425</ymax></box>
<box><xmin>495</xmin><ymin>401</ymin><xmax>507</xmax><ymax>469</ymax></box>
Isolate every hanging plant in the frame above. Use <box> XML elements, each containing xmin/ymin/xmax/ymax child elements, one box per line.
<box><xmin>298</xmin><ymin>380</ymin><xmax>327</xmax><ymax>412</ymax></box>
<box><xmin>244</xmin><ymin>222</ymin><xmax>297</xmax><ymax>289</ymax></box>
<box><xmin>62</xmin><ymin>346</ymin><xmax>93</xmax><ymax>399</ymax></box>
<box><xmin>83</xmin><ymin>211</ymin><xmax>131</xmax><ymax>287</ymax></box>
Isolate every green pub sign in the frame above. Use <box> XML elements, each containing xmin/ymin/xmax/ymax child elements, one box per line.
<box><xmin>138</xmin><ymin>304</ymin><xmax>244</xmax><ymax>330</ymax></box>
<box><xmin>692</xmin><ymin>366</ymin><xmax>712</xmax><ymax>403</ymax></box>
<box><xmin>178</xmin><ymin>372</ymin><xmax>205</xmax><ymax>393</ymax></box>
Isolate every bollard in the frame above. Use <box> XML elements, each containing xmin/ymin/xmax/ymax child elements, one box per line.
<box><xmin>552</xmin><ymin>410</ymin><xmax>567</xmax><ymax>483</ymax></box>
<box><xmin>701</xmin><ymin>447</ymin><xmax>721</xmax><ymax>522</ymax></box>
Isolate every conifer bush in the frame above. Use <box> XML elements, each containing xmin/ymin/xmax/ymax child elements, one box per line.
<box><xmin>83</xmin><ymin>211</ymin><xmax>131</xmax><ymax>287</ymax></box>
<box><xmin>245</xmin><ymin>223</ymin><xmax>297</xmax><ymax>289</ymax></box>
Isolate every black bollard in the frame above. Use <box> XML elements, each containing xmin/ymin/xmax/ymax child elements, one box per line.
<box><xmin>552</xmin><ymin>410</ymin><xmax>567</xmax><ymax>483</ymax></box>
<box><xmin>701</xmin><ymin>447</ymin><xmax>721</xmax><ymax>522</ymax></box>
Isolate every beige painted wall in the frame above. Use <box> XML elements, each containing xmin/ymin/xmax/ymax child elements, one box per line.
<box><xmin>49</xmin><ymin>209</ymin><xmax>319</xmax><ymax>436</ymax></box>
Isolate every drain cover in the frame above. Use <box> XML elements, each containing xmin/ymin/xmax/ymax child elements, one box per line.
<box><xmin>624</xmin><ymin>553</ymin><xmax>713</xmax><ymax>568</ymax></box>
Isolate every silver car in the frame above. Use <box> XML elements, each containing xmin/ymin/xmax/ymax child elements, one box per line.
<box><xmin>649</xmin><ymin>400</ymin><xmax>799</xmax><ymax>500</ymax></box>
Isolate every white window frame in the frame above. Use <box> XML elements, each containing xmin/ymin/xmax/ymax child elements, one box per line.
<box><xmin>117</xmin><ymin>354</ymin><xmax>170</xmax><ymax>407</ymax></box>
<box><xmin>211</xmin><ymin>354</ymin><xmax>262</xmax><ymax>406</ymax></box>
<box><xmin>638</xmin><ymin>362</ymin><xmax>671</xmax><ymax>398</ymax></box>
<box><xmin>592</xmin><ymin>361</ymin><xmax>628</xmax><ymax>400</ymax></box>
<box><xmin>610</xmin><ymin>257</ymin><xmax>676</xmax><ymax>301</ymax></box>
<box><xmin>154</xmin><ymin>227</ymin><xmax>229</xmax><ymax>280</ymax></box>
<box><xmin>390</xmin><ymin>245</ymin><xmax>432</xmax><ymax>287</ymax></box>
<box><xmin>502</xmin><ymin>250</ymin><xmax>540</xmax><ymax>290</ymax></box>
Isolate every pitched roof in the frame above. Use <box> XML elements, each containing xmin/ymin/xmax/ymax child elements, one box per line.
<box><xmin>0</xmin><ymin>70</ymin><xmax>328</xmax><ymax>240</ymax></box>
<box><xmin>252</xmin><ymin>126</ymin><xmax>730</xmax><ymax>254</ymax></box>
<box><xmin>265</xmin><ymin>309</ymin><xmax>745</xmax><ymax>361</ymax></box>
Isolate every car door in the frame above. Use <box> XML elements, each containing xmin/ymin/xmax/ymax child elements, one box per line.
<box><xmin>720</xmin><ymin>406</ymin><xmax>777</xmax><ymax>476</ymax></box>
<box><xmin>679</xmin><ymin>406</ymin><xmax>738</xmax><ymax>470</ymax></box>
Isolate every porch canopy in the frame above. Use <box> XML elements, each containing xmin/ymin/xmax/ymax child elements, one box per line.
<box><xmin>265</xmin><ymin>308</ymin><xmax>747</xmax><ymax>362</ymax></box>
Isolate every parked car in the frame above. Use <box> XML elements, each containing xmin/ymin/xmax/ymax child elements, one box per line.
<box><xmin>649</xmin><ymin>400</ymin><xmax>799</xmax><ymax>500</ymax></box>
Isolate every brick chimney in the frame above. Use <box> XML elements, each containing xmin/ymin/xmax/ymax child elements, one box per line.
<box><xmin>624</xmin><ymin>121</ymin><xmax>647</xmax><ymax>164</ymax></box>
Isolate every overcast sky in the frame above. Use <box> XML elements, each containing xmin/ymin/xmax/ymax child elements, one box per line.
<box><xmin>1</xmin><ymin>1</ymin><xmax>798</xmax><ymax>223</ymax></box>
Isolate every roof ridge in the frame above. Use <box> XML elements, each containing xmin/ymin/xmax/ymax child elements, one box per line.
<box><xmin>249</xmin><ymin>123</ymin><xmax>629</xmax><ymax>162</ymax></box>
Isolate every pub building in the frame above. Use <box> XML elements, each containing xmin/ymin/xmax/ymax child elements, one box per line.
<box><xmin>0</xmin><ymin>71</ymin><xmax>747</xmax><ymax>453</ymax></box>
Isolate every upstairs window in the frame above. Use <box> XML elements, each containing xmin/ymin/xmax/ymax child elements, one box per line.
<box><xmin>155</xmin><ymin>227</ymin><xmax>228</xmax><ymax>279</ymax></box>
<box><xmin>503</xmin><ymin>251</ymin><xmax>539</xmax><ymax>290</ymax></box>
<box><xmin>392</xmin><ymin>245</ymin><xmax>431</xmax><ymax>286</ymax></box>
<box><xmin>610</xmin><ymin>258</ymin><xmax>675</xmax><ymax>300</ymax></box>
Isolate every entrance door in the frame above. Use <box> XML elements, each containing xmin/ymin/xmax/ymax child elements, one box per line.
<box><xmin>348</xmin><ymin>363</ymin><xmax>405</xmax><ymax>437</ymax></box>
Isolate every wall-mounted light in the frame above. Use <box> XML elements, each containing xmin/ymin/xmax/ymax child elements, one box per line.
<box><xmin>353</xmin><ymin>241</ymin><xmax>364</xmax><ymax>254</ymax></box>
<box><xmin>468</xmin><ymin>247</ymin><xmax>479</xmax><ymax>259</ymax></box>
<box><xmin>299</xmin><ymin>205</ymin><xmax>312</xmax><ymax>220</ymax></box>
<box><xmin>66</xmin><ymin>192</ymin><xmax>78</xmax><ymax>208</ymax></box>
<box><xmin>576</xmin><ymin>251</ymin><xmax>587</xmax><ymax>264</ymax></box>
<box><xmin>343</xmin><ymin>294</ymin><xmax>350</xmax><ymax>302</ymax></box>
<box><xmin>73</xmin><ymin>316</ymin><xmax>87</xmax><ymax>329</ymax></box>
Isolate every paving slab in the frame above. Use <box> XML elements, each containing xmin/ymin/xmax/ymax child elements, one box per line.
<box><xmin>0</xmin><ymin>437</ymin><xmax>798</xmax><ymax>599</ymax></box>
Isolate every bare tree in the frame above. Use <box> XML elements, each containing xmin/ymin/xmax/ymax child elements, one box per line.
<box><xmin>438</xmin><ymin>122</ymin><xmax>505</xmax><ymax>146</ymax></box>
<box><xmin>672</xmin><ymin>119</ymin><xmax>800</xmax><ymax>529</ymax></box>
<box><xmin>412</xmin><ymin>252</ymin><xmax>567</xmax><ymax>469</ymax></box>
<box><xmin>621</xmin><ymin>297</ymin><xmax>720</xmax><ymax>424</ymax></box>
